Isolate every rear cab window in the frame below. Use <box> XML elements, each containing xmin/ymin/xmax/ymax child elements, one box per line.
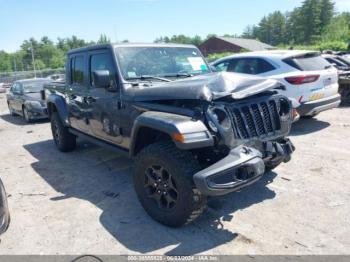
<box><xmin>70</xmin><ymin>55</ymin><xmax>85</xmax><ymax>85</ymax></box>
<box><xmin>283</xmin><ymin>53</ymin><xmax>331</xmax><ymax>71</ymax></box>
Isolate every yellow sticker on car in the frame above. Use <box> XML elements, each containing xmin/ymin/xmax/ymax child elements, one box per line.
<box><xmin>309</xmin><ymin>93</ymin><xmax>325</xmax><ymax>101</ymax></box>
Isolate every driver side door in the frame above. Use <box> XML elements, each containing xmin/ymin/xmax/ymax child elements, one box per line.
<box><xmin>86</xmin><ymin>49</ymin><xmax>124</xmax><ymax>145</ymax></box>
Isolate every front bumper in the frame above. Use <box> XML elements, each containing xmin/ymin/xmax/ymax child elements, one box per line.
<box><xmin>27</xmin><ymin>106</ymin><xmax>48</xmax><ymax>120</ymax></box>
<box><xmin>193</xmin><ymin>146</ymin><xmax>265</xmax><ymax>196</ymax></box>
<box><xmin>193</xmin><ymin>139</ymin><xmax>295</xmax><ymax>196</ymax></box>
<box><xmin>298</xmin><ymin>94</ymin><xmax>341</xmax><ymax>116</ymax></box>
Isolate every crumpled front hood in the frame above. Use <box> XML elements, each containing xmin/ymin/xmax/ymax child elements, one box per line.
<box><xmin>126</xmin><ymin>72</ymin><xmax>282</xmax><ymax>102</ymax></box>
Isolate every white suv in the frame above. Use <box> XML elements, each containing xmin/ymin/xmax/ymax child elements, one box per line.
<box><xmin>212</xmin><ymin>50</ymin><xmax>341</xmax><ymax>117</ymax></box>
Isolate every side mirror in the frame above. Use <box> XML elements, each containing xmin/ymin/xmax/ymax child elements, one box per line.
<box><xmin>93</xmin><ymin>70</ymin><xmax>111</xmax><ymax>89</ymax></box>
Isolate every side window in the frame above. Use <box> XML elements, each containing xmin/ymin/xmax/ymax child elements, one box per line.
<box><xmin>10</xmin><ymin>83</ymin><xmax>16</xmax><ymax>92</ymax></box>
<box><xmin>18</xmin><ymin>84</ymin><xmax>23</xmax><ymax>94</ymax></box>
<box><xmin>214</xmin><ymin>61</ymin><xmax>230</xmax><ymax>72</ymax></box>
<box><xmin>12</xmin><ymin>83</ymin><xmax>20</xmax><ymax>93</ymax></box>
<box><xmin>229</xmin><ymin>58</ymin><xmax>276</xmax><ymax>75</ymax></box>
<box><xmin>256</xmin><ymin>58</ymin><xmax>276</xmax><ymax>74</ymax></box>
<box><xmin>233</xmin><ymin>59</ymin><xmax>257</xmax><ymax>74</ymax></box>
<box><xmin>89</xmin><ymin>52</ymin><xmax>115</xmax><ymax>86</ymax></box>
<box><xmin>71</xmin><ymin>56</ymin><xmax>84</xmax><ymax>85</ymax></box>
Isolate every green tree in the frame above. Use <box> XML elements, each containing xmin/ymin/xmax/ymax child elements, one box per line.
<box><xmin>0</xmin><ymin>51</ymin><xmax>12</xmax><ymax>72</ymax></box>
<box><xmin>320</xmin><ymin>0</ymin><xmax>335</xmax><ymax>29</ymax></box>
<box><xmin>322</xmin><ymin>12</ymin><xmax>350</xmax><ymax>42</ymax></box>
<box><xmin>97</xmin><ymin>34</ymin><xmax>110</xmax><ymax>44</ymax></box>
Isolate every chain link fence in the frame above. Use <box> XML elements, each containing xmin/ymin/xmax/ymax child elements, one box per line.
<box><xmin>0</xmin><ymin>68</ymin><xmax>65</xmax><ymax>85</ymax></box>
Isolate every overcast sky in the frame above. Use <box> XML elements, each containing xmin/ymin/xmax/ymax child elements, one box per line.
<box><xmin>0</xmin><ymin>0</ymin><xmax>349</xmax><ymax>53</ymax></box>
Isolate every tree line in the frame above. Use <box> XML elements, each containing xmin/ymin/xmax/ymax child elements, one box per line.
<box><xmin>242</xmin><ymin>0</ymin><xmax>349</xmax><ymax>47</ymax></box>
<box><xmin>0</xmin><ymin>34</ymin><xmax>114</xmax><ymax>73</ymax></box>
<box><xmin>1</xmin><ymin>0</ymin><xmax>349</xmax><ymax>73</ymax></box>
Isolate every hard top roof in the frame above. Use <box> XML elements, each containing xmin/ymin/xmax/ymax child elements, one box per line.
<box><xmin>68</xmin><ymin>43</ymin><xmax>198</xmax><ymax>54</ymax></box>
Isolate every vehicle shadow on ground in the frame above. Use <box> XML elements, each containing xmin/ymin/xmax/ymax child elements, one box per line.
<box><xmin>24</xmin><ymin>140</ymin><xmax>277</xmax><ymax>255</ymax></box>
<box><xmin>290</xmin><ymin>118</ymin><xmax>330</xmax><ymax>136</ymax></box>
<box><xmin>0</xmin><ymin>113</ymin><xmax>48</xmax><ymax>126</ymax></box>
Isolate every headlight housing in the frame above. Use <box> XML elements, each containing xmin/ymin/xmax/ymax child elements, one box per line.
<box><xmin>206</xmin><ymin>105</ymin><xmax>237</xmax><ymax>148</ymax></box>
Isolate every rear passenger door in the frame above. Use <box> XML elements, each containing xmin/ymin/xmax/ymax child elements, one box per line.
<box><xmin>66</xmin><ymin>54</ymin><xmax>91</xmax><ymax>133</ymax></box>
<box><xmin>87</xmin><ymin>49</ymin><xmax>123</xmax><ymax>144</ymax></box>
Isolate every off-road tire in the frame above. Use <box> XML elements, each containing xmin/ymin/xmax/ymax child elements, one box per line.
<box><xmin>339</xmin><ymin>86</ymin><xmax>350</xmax><ymax>106</ymax></box>
<box><xmin>0</xmin><ymin>179</ymin><xmax>10</xmax><ymax>234</ymax></box>
<box><xmin>22</xmin><ymin>106</ymin><xmax>31</xmax><ymax>123</ymax></box>
<box><xmin>50</xmin><ymin>112</ymin><xmax>76</xmax><ymax>152</ymax></box>
<box><xmin>133</xmin><ymin>141</ymin><xmax>207</xmax><ymax>227</ymax></box>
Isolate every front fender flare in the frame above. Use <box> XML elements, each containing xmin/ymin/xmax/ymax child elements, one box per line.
<box><xmin>46</xmin><ymin>94</ymin><xmax>69</xmax><ymax>126</ymax></box>
<box><xmin>130</xmin><ymin>111</ymin><xmax>214</xmax><ymax>157</ymax></box>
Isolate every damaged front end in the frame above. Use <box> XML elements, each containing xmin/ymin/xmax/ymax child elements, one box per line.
<box><xmin>131</xmin><ymin>72</ymin><xmax>295</xmax><ymax>196</ymax></box>
<box><xmin>192</xmin><ymin>77</ymin><xmax>295</xmax><ymax>196</ymax></box>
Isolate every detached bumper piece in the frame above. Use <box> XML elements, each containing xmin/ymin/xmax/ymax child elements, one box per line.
<box><xmin>193</xmin><ymin>146</ymin><xmax>265</xmax><ymax>196</ymax></box>
<box><xmin>263</xmin><ymin>138</ymin><xmax>295</xmax><ymax>168</ymax></box>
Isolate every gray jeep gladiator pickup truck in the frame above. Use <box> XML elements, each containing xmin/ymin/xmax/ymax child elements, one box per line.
<box><xmin>44</xmin><ymin>43</ymin><xmax>295</xmax><ymax>227</ymax></box>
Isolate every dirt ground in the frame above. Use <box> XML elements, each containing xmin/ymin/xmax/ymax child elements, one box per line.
<box><xmin>0</xmin><ymin>92</ymin><xmax>349</xmax><ymax>255</ymax></box>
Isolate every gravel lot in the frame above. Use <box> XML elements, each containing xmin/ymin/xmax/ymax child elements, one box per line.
<box><xmin>0</xmin><ymin>92</ymin><xmax>349</xmax><ymax>255</ymax></box>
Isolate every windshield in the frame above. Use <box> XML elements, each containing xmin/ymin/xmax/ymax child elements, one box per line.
<box><xmin>23</xmin><ymin>81</ymin><xmax>47</xmax><ymax>92</ymax></box>
<box><xmin>115</xmin><ymin>46</ymin><xmax>210</xmax><ymax>81</ymax></box>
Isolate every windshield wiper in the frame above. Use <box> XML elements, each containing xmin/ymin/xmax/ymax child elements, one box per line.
<box><xmin>162</xmin><ymin>73</ymin><xmax>194</xmax><ymax>78</ymax></box>
<box><xmin>127</xmin><ymin>75</ymin><xmax>172</xmax><ymax>82</ymax></box>
<box><xmin>25</xmin><ymin>91</ymin><xmax>40</xmax><ymax>94</ymax></box>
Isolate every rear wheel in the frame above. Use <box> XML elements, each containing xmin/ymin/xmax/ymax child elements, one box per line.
<box><xmin>50</xmin><ymin>112</ymin><xmax>76</xmax><ymax>152</ymax></box>
<box><xmin>7</xmin><ymin>102</ymin><xmax>16</xmax><ymax>116</ymax></box>
<box><xmin>339</xmin><ymin>86</ymin><xmax>350</xmax><ymax>106</ymax></box>
<box><xmin>133</xmin><ymin>141</ymin><xmax>206</xmax><ymax>227</ymax></box>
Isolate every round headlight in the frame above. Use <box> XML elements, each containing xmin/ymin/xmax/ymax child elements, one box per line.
<box><xmin>213</xmin><ymin>108</ymin><xmax>231</xmax><ymax>130</ymax></box>
<box><xmin>279</xmin><ymin>98</ymin><xmax>291</xmax><ymax>118</ymax></box>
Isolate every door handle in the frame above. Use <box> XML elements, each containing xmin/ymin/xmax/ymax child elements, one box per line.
<box><xmin>84</xmin><ymin>96</ymin><xmax>96</xmax><ymax>104</ymax></box>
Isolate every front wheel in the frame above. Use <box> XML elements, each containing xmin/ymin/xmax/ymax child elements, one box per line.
<box><xmin>50</xmin><ymin>112</ymin><xmax>76</xmax><ymax>152</ymax></box>
<box><xmin>133</xmin><ymin>142</ymin><xmax>206</xmax><ymax>227</ymax></box>
<box><xmin>23</xmin><ymin>106</ymin><xmax>31</xmax><ymax>123</ymax></box>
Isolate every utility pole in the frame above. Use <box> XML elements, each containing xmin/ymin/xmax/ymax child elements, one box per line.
<box><xmin>30</xmin><ymin>41</ymin><xmax>36</xmax><ymax>78</ymax></box>
<box><xmin>13</xmin><ymin>56</ymin><xmax>17</xmax><ymax>80</ymax></box>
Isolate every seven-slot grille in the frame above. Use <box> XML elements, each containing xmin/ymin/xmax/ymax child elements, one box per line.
<box><xmin>226</xmin><ymin>98</ymin><xmax>282</xmax><ymax>140</ymax></box>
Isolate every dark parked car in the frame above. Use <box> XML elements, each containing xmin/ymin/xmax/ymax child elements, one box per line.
<box><xmin>0</xmin><ymin>178</ymin><xmax>10</xmax><ymax>235</ymax></box>
<box><xmin>6</xmin><ymin>78</ymin><xmax>50</xmax><ymax>122</ymax></box>
<box><xmin>44</xmin><ymin>43</ymin><xmax>295</xmax><ymax>227</ymax></box>
<box><xmin>322</xmin><ymin>54</ymin><xmax>350</xmax><ymax>105</ymax></box>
